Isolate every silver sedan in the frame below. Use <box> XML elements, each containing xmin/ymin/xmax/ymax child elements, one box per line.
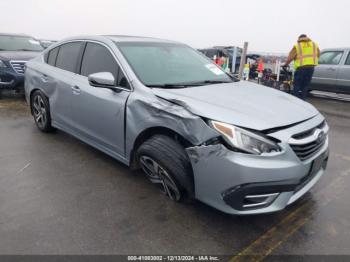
<box><xmin>311</xmin><ymin>47</ymin><xmax>350</xmax><ymax>94</ymax></box>
<box><xmin>25</xmin><ymin>35</ymin><xmax>329</xmax><ymax>215</ymax></box>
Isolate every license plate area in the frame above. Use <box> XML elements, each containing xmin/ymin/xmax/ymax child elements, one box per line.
<box><xmin>310</xmin><ymin>150</ymin><xmax>328</xmax><ymax>176</ymax></box>
<box><xmin>295</xmin><ymin>150</ymin><xmax>328</xmax><ymax>193</ymax></box>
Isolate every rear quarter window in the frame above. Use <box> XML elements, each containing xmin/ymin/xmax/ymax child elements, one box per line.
<box><xmin>47</xmin><ymin>47</ymin><xmax>59</xmax><ymax>66</ymax></box>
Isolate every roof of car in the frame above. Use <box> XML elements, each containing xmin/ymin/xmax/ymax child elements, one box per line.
<box><xmin>57</xmin><ymin>35</ymin><xmax>181</xmax><ymax>46</ymax></box>
<box><xmin>105</xmin><ymin>35</ymin><xmax>178</xmax><ymax>43</ymax></box>
<box><xmin>321</xmin><ymin>47</ymin><xmax>350</xmax><ymax>52</ymax></box>
<box><xmin>0</xmin><ymin>33</ymin><xmax>33</xmax><ymax>37</ymax></box>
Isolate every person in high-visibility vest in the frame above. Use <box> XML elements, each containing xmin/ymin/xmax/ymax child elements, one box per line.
<box><xmin>243</xmin><ymin>63</ymin><xmax>250</xmax><ymax>80</ymax></box>
<box><xmin>283</xmin><ymin>34</ymin><xmax>320</xmax><ymax>100</ymax></box>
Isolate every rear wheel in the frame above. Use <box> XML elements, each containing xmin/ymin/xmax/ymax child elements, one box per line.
<box><xmin>30</xmin><ymin>90</ymin><xmax>56</xmax><ymax>132</ymax></box>
<box><xmin>137</xmin><ymin>135</ymin><xmax>194</xmax><ymax>202</ymax></box>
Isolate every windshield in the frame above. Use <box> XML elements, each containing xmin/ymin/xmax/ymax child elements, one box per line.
<box><xmin>116</xmin><ymin>42</ymin><xmax>233</xmax><ymax>87</ymax></box>
<box><xmin>0</xmin><ymin>35</ymin><xmax>44</xmax><ymax>52</ymax></box>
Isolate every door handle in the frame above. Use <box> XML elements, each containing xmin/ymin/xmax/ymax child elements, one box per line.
<box><xmin>327</xmin><ymin>68</ymin><xmax>336</xmax><ymax>71</ymax></box>
<box><xmin>41</xmin><ymin>74</ymin><xmax>49</xmax><ymax>82</ymax></box>
<box><xmin>71</xmin><ymin>85</ymin><xmax>81</xmax><ymax>94</ymax></box>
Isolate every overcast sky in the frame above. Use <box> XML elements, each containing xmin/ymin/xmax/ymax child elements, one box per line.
<box><xmin>1</xmin><ymin>0</ymin><xmax>349</xmax><ymax>53</ymax></box>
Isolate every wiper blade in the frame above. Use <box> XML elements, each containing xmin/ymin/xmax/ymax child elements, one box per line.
<box><xmin>201</xmin><ymin>80</ymin><xmax>232</xmax><ymax>84</ymax></box>
<box><xmin>178</xmin><ymin>80</ymin><xmax>232</xmax><ymax>86</ymax></box>
<box><xmin>147</xmin><ymin>80</ymin><xmax>233</xmax><ymax>88</ymax></box>
<box><xmin>146</xmin><ymin>83</ymin><xmax>199</xmax><ymax>88</ymax></box>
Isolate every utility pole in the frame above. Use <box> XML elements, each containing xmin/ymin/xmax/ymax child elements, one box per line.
<box><xmin>238</xmin><ymin>42</ymin><xmax>248</xmax><ymax>80</ymax></box>
<box><xmin>231</xmin><ymin>46</ymin><xmax>238</xmax><ymax>74</ymax></box>
<box><xmin>276</xmin><ymin>59</ymin><xmax>281</xmax><ymax>82</ymax></box>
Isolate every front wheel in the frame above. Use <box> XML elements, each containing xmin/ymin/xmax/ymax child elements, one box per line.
<box><xmin>30</xmin><ymin>90</ymin><xmax>56</xmax><ymax>132</ymax></box>
<box><xmin>137</xmin><ymin>135</ymin><xmax>194</xmax><ymax>202</ymax></box>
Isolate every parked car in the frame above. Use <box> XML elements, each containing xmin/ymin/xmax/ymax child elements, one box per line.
<box><xmin>198</xmin><ymin>46</ymin><xmax>242</xmax><ymax>73</ymax></box>
<box><xmin>198</xmin><ymin>47</ymin><xmax>260</xmax><ymax>74</ymax></box>
<box><xmin>40</xmin><ymin>39</ymin><xmax>57</xmax><ymax>49</ymax></box>
<box><xmin>0</xmin><ymin>33</ymin><xmax>43</xmax><ymax>96</ymax></box>
<box><xmin>25</xmin><ymin>35</ymin><xmax>329</xmax><ymax>215</ymax></box>
<box><xmin>310</xmin><ymin>48</ymin><xmax>350</xmax><ymax>94</ymax></box>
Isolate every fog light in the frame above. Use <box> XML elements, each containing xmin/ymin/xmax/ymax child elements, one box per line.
<box><xmin>243</xmin><ymin>193</ymin><xmax>279</xmax><ymax>208</ymax></box>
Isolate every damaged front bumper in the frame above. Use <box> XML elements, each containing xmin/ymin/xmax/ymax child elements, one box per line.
<box><xmin>186</xmin><ymin>135</ymin><xmax>329</xmax><ymax>215</ymax></box>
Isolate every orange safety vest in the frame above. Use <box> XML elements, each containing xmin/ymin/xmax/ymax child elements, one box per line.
<box><xmin>294</xmin><ymin>41</ymin><xmax>319</xmax><ymax>69</ymax></box>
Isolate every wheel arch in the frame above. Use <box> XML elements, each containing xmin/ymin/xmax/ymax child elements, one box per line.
<box><xmin>29</xmin><ymin>88</ymin><xmax>49</xmax><ymax>115</ymax></box>
<box><xmin>130</xmin><ymin>127</ymin><xmax>197</xmax><ymax>199</ymax></box>
<box><xmin>129</xmin><ymin>126</ymin><xmax>194</xmax><ymax>170</ymax></box>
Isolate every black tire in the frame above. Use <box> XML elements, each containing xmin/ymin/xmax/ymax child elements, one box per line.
<box><xmin>30</xmin><ymin>90</ymin><xmax>56</xmax><ymax>132</ymax></box>
<box><xmin>137</xmin><ymin>135</ymin><xmax>194</xmax><ymax>202</ymax></box>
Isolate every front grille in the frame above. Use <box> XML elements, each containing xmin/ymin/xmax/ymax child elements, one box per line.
<box><xmin>290</xmin><ymin>129</ymin><xmax>327</xmax><ymax>161</ymax></box>
<box><xmin>292</xmin><ymin>121</ymin><xmax>325</xmax><ymax>140</ymax></box>
<box><xmin>10</xmin><ymin>60</ymin><xmax>26</xmax><ymax>74</ymax></box>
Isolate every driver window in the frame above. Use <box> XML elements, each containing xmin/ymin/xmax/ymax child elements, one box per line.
<box><xmin>81</xmin><ymin>42</ymin><xmax>118</xmax><ymax>81</ymax></box>
<box><xmin>81</xmin><ymin>42</ymin><xmax>130</xmax><ymax>88</ymax></box>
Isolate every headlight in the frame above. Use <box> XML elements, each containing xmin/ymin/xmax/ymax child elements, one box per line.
<box><xmin>0</xmin><ymin>59</ymin><xmax>7</xmax><ymax>68</ymax></box>
<box><xmin>210</xmin><ymin>120</ymin><xmax>281</xmax><ymax>154</ymax></box>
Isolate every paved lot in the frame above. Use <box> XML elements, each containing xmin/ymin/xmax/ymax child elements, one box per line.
<box><xmin>1</xmin><ymin>92</ymin><xmax>350</xmax><ymax>259</ymax></box>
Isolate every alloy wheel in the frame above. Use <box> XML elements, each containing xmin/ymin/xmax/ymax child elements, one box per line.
<box><xmin>32</xmin><ymin>95</ymin><xmax>47</xmax><ymax>129</ymax></box>
<box><xmin>139</xmin><ymin>155</ymin><xmax>181</xmax><ymax>201</ymax></box>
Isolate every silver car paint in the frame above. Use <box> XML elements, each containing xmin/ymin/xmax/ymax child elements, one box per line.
<box><xmin>152</xmin><ymin>82</ymin><xmax>318</xmax><ymax>131</ymax></box>
<box><xmin>25</xmin><ymin>36</ymin><xmax>219</xmax><ymax>165</ymax></box>
<box><xmin>25</xmin><ymin>35</ymin><xmax>329</xmax><ymax>215</ymax></box>
<box><xmin>336</xmin><ymin>49</ymin><xmax>350</xmax><ymax>93</ymax></box>
<box><xmin>311</xmin><ymin>48</ymin><xmax>350</xmax><ymax>94</ymax></box>
<box><xmin>187</xmin><ymin>114</ymin><xmax>328</xmax><ymax>214</ymax></box>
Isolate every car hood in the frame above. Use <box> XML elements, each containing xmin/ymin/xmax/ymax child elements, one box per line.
<box><xmin>0</xmin><ymin>51</ymin><xmax>41</xmax><ymax>61</ymax></box>
<box><xmin>152</xmin><ymin>81</ymin><xmax>319</xmax><ymax>131</ymax></box>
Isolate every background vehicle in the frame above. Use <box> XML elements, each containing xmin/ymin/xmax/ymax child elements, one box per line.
<box><xmin>310</xmin><ymin>48</ymin><xmax>350</xmax><ymax>94</ymax></box>
<box><xmin>40</xmin><ymin>39</ymin><xmax>57</xmax><ymax>49</ymax></box>
<box><xmin>198</xmin><ymin>46</ymin><xmax>242</xmax><ymax>73</ymax></box>
<box><xmin>0</xmin><ymin>33</ymin><xmax>43</xmax><ymax>97</ymax></box>
<box><xmin>198</xmin><ymin>46</ymin><xmax>260</xmax><ymax>74</ymax></box>
<box><xmin>25</xmin><ymin>35</ymin><xmax>329</xmax><ymax>215</ymax></box>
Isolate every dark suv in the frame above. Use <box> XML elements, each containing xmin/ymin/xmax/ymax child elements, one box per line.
<box><xmin>0</xmin><ymin>33</ymin><xmax>43</xmax><ymax>96</ymax></box>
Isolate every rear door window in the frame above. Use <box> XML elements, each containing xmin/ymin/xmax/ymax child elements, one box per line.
<box><xmin>319</xmin><ymin>51</ymin><xmax>344</xmax><ymax>65</ymax></box>
<box><xmin>80</xmin><ymin>42</ymin><xmax>118</xmax><ymax>80</ymax></box>
<box><xmin>47</xmin><ymin>47</ymin><xmax>59</xmax><ymax>66</ymax></box>
<box><xmin>55</xmin><ymin>42</ymin><xmax>84</xmax><ymax>73</ymax></box>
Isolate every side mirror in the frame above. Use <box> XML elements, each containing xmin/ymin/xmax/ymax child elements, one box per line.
<box><xmin>88</xmin><ymin>72</ymin><xmax>116</xmax><ymax>88</ymax></box>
